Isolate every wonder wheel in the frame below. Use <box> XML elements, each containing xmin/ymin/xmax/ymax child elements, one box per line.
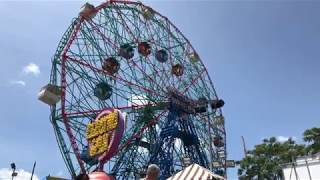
<box><xmin>39</xmin><ymin>1</ymin><xmax>226</xmax><ymax>179</ymax></box>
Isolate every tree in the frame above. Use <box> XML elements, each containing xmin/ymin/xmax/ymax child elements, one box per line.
<box><xmin>238</xmin><ymin>137</ymin><xmax>306</xmax><ymax>180</ymax></box>
<box><xmin>303</xmin><ymin>127</ymin><xmax>320</xmax><ymax>154</ymax></box>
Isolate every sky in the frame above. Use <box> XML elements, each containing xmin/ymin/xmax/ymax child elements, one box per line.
<box><xmin>0</xmin><ymin>0</ymin><xmax>320</xmax><ymax>179</ymax></box>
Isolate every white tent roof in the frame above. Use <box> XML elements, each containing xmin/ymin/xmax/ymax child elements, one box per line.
<box><xmin>167</xmin><ymin>164</ymin><xmax>225</xmax><ymax>180</ymax></box>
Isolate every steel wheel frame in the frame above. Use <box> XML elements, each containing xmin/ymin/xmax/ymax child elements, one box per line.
<box><xmin>49</xmin><ymin>0</ymin><xmax>226</xmax><ymax>179</ymax></box>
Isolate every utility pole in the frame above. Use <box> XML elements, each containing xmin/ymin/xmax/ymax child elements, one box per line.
<box><xmin>30</xmin><ymin>161</ymin><xmax>36</xmax><ymax>180</ymax></box>
<box><xmin>241</xmin><ymin>136</ymin><xmax>248</xmax><ymax>157</ymax></box>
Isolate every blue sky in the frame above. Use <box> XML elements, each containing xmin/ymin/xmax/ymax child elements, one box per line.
<box><xmin>0</xmin><ymin>1</ymin><xmax>320</xmax><ymax>179</ymax></box>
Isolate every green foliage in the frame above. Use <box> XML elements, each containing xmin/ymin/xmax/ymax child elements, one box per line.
<box><xmin>303</xmin><ymin>127</ymin><xmax>320</xmax><ymax>154</ymax></box>
<box><xmin>237</xmin><ymin>127</ymin><xmax>320</xmax><ymax>179</ymax></box>
<box><xmin>238</xmin><ymin>137</ymin><xmax>306</xmax><ymax>180</ymax></box>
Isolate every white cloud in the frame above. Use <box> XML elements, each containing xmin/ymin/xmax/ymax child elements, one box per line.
<box><xmin>0</xmin><ymin>168</ymin><xmax>39</xmax><ymax>180</ymax></box>
<box><xmin>277</xmin><ymin>136</ymin><xmax>297</xmax><ymax>143</ymax></box>
<box><xmin>23</xmin><ymin>63</ymin><xmax>40</xmax><ymax>76</ymax></box>
<box><xmin>10</xmin><ymin>80</ymin><xmax>26</xmax><ymax>86</ymax></box>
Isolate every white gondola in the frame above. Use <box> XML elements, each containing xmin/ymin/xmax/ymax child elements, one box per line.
<box><xmin>79</xmin><ymin>3</ymin><xmax>97</xmax><ymax>20</ymax></box>
<box><xmin>38</xmin><ymin>84</ymin><xmax>61</xmax><ymax>105</ymax></box>
<box><xmin>218</xmin><ymin>150</ymin><xmax>226</xmax><ymax>158</ymax></box>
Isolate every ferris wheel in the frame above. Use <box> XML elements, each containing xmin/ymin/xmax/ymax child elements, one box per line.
<box><xmin>38</xmin><ymin>1</ymin><xmax>226</xmax><ymax>179</ymax></box>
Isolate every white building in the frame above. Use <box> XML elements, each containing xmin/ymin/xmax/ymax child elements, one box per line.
<box><xmin>282</xmin><ymin>153</ymin><xmax>320</xmax><ymax>180</ymax></box>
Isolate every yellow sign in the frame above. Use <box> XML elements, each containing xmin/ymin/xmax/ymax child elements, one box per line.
<box><xmin>86</xmin><ymin>110</ymin><xmax>118</xmax><ymax>156</ymax></box>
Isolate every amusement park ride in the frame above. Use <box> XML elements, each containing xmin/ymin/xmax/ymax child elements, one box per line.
<box><xmin>38</xmin><ymin>1</ymin><xmax>227</xmax><ymax>179</ymax></box>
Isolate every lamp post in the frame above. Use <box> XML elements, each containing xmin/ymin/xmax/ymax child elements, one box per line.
<box><xmin>10</xmin><ymin>163</ymin><xmax>18</xmax><ymax>180</ymax></box>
